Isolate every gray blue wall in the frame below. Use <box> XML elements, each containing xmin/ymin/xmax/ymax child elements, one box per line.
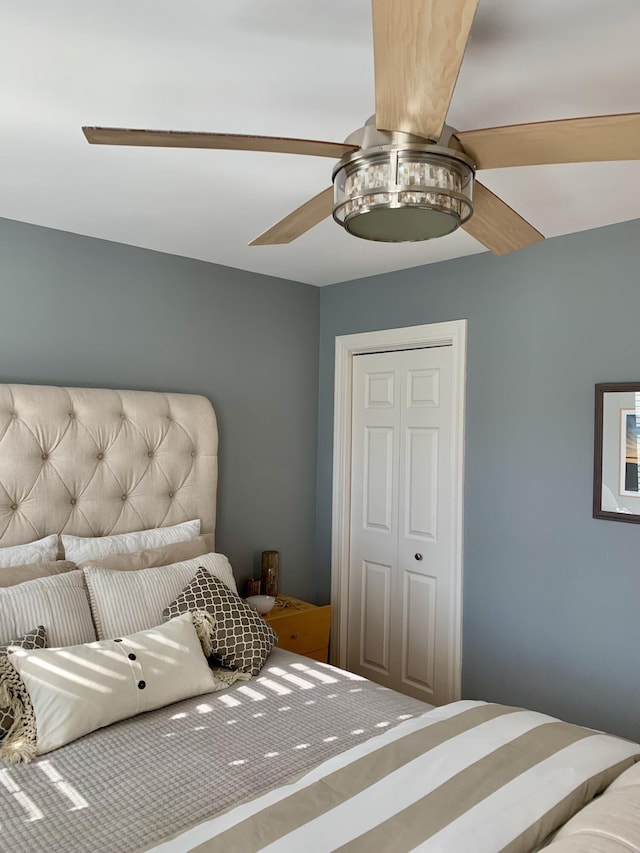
<box><xmin>317</xmin><ymin>218</ymin><xmax>640</xmax><ymax>741</ymax></box>
<box><xmin>3</xmin><ymin>212</ymin><xmax>640</xmax><ymax>741</ymax></box>
<box><xmin>0</xmin><ymin>217</ymin><xmax>320</xmax><ymax>600</ymax></box>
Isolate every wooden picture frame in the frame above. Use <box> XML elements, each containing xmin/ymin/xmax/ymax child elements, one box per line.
<box><xmin>594</xmin><ymin>382</ymin><xmax>640</xmax><ymax>523</ymax></box>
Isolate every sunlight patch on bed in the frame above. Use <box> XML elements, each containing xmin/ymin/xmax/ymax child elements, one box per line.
<box><xmin>0</xmin><ymin>770</ymin><xmax>19</xmax><ymax>793</ymax></box>
<box><xmin>217</xmin><ymin>694</ymin><xmax>241</xmax><ymax>708</ymax></box>
<box><xmin>14</xmin><ymin>792</ymin><xmax>43</xmax><ymax>822</ymax></box>
<box><xmin>236</xmin><ymin>686</ymin><xmax>266</xmax><ymax>702</ymax></box>
<box><xmin>196</xmin><ymin>702</ymin><xmax>215</xmax><ymax>713</ymax></box>
<box><xmin>322</xmin><ymin>666</ymin><xmax>366</xmax><ymax>681</ymax></box>
<box><xmin>38</xmin><ymin>762</ymin><xmax>89</xmax><ymax>811</ymax></box>
<box><xmin>323</xmin><ymin>736</ymin><xmax>338</xmax><ymax>743</ymax></box>
<box><xmin>255</xmin><ymin>677</ymin><xmax>291</xmax><ymax>696</ymax></box>
<box><xmin>0</xmin><ymin>773</ymin><xmax>43</xmax><ymax>822</ymax></box>
<box><xmin>290</xmin><ymin>663</ymin><xmax>338</xmax><ymax>685</ymax></box>
<box><xmin>264</xmin><ymin>751</ymin><xmax>279</xmax><ymax>758</ymax></box>
<box><xmin>276</xmin><ymin>673</ymin><xmax>315</xmax><ymax>690</ymax></box>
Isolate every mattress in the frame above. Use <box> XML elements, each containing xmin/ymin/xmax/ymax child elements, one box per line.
<box><xmin>0</xmin><ymin>648</ymin><xmax>430</xmax><ymax>853</ymax></box>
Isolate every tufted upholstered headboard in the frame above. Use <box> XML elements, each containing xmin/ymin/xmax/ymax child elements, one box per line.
<box><xmin>0</xmin><ymin>384</ymin><xmax>218</xmax><ymax>549</ymax></box>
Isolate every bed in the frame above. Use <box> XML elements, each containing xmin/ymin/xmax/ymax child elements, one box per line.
<box><xmin>1</xmin><ymin>382</ymin><xmax>639</xmax><ymax>853</ymax></box>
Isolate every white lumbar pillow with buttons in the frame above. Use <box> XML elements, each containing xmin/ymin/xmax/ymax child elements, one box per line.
<box><xmin>4</xmin><ymin>612</ymin><xmax>229</xmax><ymax>757</ymax></box>
<box><xmin>61</xmin><ymin>519</ymin><xmax>201</xmax><ymax>563</ymax></box>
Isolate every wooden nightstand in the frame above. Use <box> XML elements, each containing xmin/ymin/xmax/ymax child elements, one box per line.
<box><xmin>265</xmin><ymin>595</ymin><xmax>332</xmax><ymax>663</ymax></box>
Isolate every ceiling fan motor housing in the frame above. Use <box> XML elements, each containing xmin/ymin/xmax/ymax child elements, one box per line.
<box><xmin>332</xmin><ymin>142</ymin><xmax>475</xmax><ymax>243</ymax></box>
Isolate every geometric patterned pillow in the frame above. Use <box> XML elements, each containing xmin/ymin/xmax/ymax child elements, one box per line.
<box><xmin>0</xmin><ymin>626</ymin><xmax>47</xmax><ymax>740</ymax></box>
<box><xmin>163</xmin><ymin>569</ymin><xmax>277</xmax><ymax>676</ymax></box>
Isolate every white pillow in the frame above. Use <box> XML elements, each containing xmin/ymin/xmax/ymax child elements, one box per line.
<box><xmin>0</xmin><ymin>571</ymin><xmax>96</xmax><ymax>647</ymax></box>
<box><xmin>61</xmin><ymin>519</ymin><xmax>200</xmax><ymax>563</ymax></box>
<box><xmin>83</xmin><ymin>552</ymin><xmax>238</xmax><ymax>640</ymax></box>
<box><xmin>7</xmin><ymin>612</ymin><xmax>222</xmax><ymax>756</ymax></box>
<box><xmin>0</xmin><ymin>535</ymin><xmax>58</xmax><ymax>568</ymax></box>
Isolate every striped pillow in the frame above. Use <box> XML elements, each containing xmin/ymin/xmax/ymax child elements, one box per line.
<box><xmin>83</xmin><ymin>553</ymin><xmax>238</xmax><ymax>640</ymax></box>
<box><xmin>0</xmin><ymin>572</ymin><xmax>96</xmax><ymax>647</ymax></box>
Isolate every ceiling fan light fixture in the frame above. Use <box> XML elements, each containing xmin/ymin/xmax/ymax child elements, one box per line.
<box><xmin>332</xmin><ymin>145</ymin><xmax>475</xmax><ymax>242</ymax></box>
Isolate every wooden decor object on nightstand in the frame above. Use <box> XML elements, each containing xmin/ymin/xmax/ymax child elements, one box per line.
<box><xmin>265</xmin><ymin>595</ymin><xmax>332</xmax><ymax>663</ymax></box>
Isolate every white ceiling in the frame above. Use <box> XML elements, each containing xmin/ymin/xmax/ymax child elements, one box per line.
<box><xmin>2</xmin><ymin>0</ymin><xmax>639</xmax><ymax>286</ymax></box>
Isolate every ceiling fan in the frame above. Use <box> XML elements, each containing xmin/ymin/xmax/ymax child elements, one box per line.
<box><xmin>82</xmin><ymin>0</ymin><xmax>640</xmax><ymax>256</ymax></box>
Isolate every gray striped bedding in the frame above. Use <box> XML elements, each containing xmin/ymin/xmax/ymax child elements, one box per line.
<box><xmin>1</xmin><ymin>650</ymin><xmax>638</xmax><ymax>852</ymax></box>
<box><xmin>0</xmin><ymin>649</ymin><xmax>429</xmax><ymax>853</ymax></box>
<box><xmin>145</xmin><ymin>700</ymin><xmax>640</xmax><ymax>853</ymax></box>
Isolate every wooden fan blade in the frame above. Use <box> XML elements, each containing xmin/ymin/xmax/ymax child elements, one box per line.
<box><xmin>250</xmin><ymin>187</ymin><xmax>334</xmax><ymax>246</ymax></box>
<box><xmin>455</xmin><ymin>113</ymin><xmax>640</xmax><ymax>170</ymax></box>
<box><xmin>82</xmin><ymin>127</ymin><xmax>357</xmax><ymax>160</ymax></box>
<box><xmin>372</xmin><ymin>0</ymin><xmax>479</xmax><ymax>142</ymax></box>
<box><xmin>463</xmin><ymin>181</ymin><xmax>544</xmax><ymax>255</ymax></box>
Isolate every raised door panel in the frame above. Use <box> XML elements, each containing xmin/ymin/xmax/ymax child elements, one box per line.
<box><xmin>359</xmin><ymin>560</ymin><xmax>391</xmax><ymax>675</ymax></box>
<box><xmin>401</xmin><ymin>570</ymin><xmax>436</xmax><ymax>698</ymax></box>
<box><xmin>407</xmin><ymin>368</ymin><xmax>440</xmax><ymax>407</ymax></box>
<box><xmin>404</xmin><ymin>426</ymin><xmax>438</xmax><ymax>542</ymax></box>
<box><xmin>363</xmin><ymin>426</ymin><xmax>394</xmax><ymax>532</ymax></box>
<box><xmin>365</xmin><ymin>371</ymin><xmax>394</xmax><ymax>408</ymax></box>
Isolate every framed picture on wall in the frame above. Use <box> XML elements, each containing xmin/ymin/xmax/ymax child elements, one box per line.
<box><xmin>594</xmin><ymin>382</ymin><xmax>640</xmax><ymax>523</ymax></box>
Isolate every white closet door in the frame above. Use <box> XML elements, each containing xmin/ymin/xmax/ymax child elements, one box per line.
<box><xmin>347</xmin><ymin>345</ymin><xmax>454</xmax><ymax>705</ymax></box>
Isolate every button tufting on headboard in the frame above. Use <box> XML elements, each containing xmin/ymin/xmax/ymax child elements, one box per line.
<box><xmin>0</xmin><ymin>384</ymin><xmax>218</xmax><ymax>548</ymax></box>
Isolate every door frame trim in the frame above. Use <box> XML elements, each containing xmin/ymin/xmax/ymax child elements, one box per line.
<box><xmin>330</xmin><ymin>320</ymin><xmax>467</xmax><ymax>701</ymax></box>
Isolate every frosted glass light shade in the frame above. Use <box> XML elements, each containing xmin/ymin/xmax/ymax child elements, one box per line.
<box><xmin>332</xmin><ymin>146</ymin><xmax>474</xmax><ymax>243</ymax></box>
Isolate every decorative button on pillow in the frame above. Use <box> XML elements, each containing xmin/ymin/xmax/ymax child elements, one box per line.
<box><xmin>1</xmin><ymin>612</ymin><xmax>247</xmax><ymax>762</ymax></box>
<box><xmin>0</xmin><ymin>626</ymin><xmax>47</xmax><ymax>741</ymax></box>
<box><xmin>163</xmin><ymin>569</ymin><xmax>278</xmax><ymax>676</ymax></box>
